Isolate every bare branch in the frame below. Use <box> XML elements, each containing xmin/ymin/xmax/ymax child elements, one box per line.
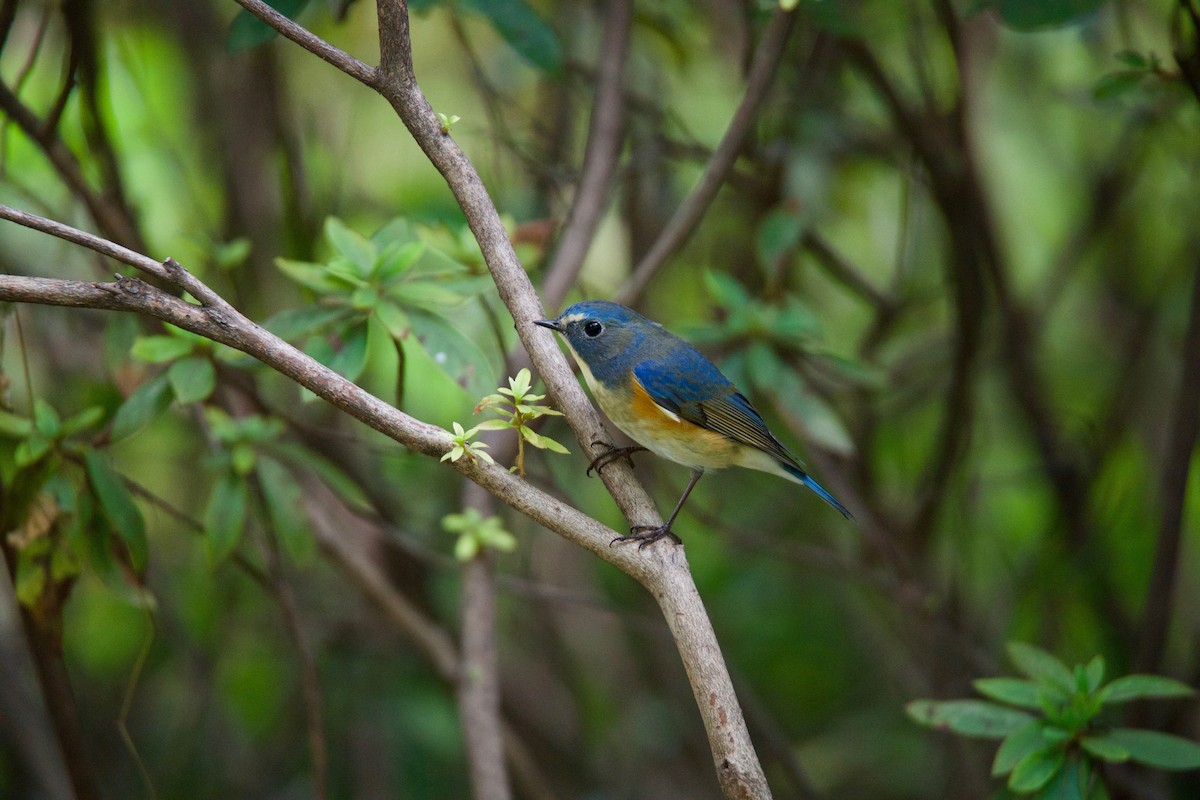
<box><xmin>618</xmin><ymin>8</ymin><xmax>798</xmax><ymax>305</ymax></box>
<box><xmin>1136</xmin><ymin>254</ymin><xmax>1200</xmax><ymax>674</ymax></box>
<box><xmin>541</xmin><ymin>0</ymin><xmax>632</xmax><ymax>311</ymax></box>
<box><xmin>0</xmin><ymin>86</ymin><xmax>144</xmax><ymax>250</ymax></box>
<box><xmin>457</xmin><ymin>483</ymin><xmax>511</xmax><ymax>800</ymax></box>
<box><xmin>0</xmin><ymin>203</ymin><xmax>165</xmax><ymax>278</ymax></box>
<box><xmin>230</xmin><ymin>0</ymin><xmax>377</xmax><ymax>86</ymax></box>
<box><xmin>0</xmin><ymin>213</ymin><xmax>634</xmax><ymax>569</ymax></box>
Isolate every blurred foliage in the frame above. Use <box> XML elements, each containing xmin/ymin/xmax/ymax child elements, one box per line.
<box><xmin>1</xmin><ymin>0</ymin><xmax>1199</xmax><ymax>799</ymax></box>
<box><xmin>908</xmin><ymin>642</ymin><xmax>1200</xmax><ymax>797</ymax></box>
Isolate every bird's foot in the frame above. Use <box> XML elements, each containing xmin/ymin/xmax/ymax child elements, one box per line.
<box><xmin>587</xmin><ymin>441</ymin><xmax>648</xmax><ymax>476</ymax></box>
<box><xmin>611</xmin><ymin>524</ymin><xmax>683</xmax><ymax>549</ymax></box>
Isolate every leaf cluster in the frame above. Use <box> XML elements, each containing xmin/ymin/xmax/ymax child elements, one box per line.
<box><xmin>442</xmin><ymin>507</ymin><xmax>516</xmax><ymax>561</ymax></box>
<box><xmin>269</xmin><ymin>216</ymin><xmax>495</xmax><ymax>402</ymax></box>
<box><xmin>471</xmin><ymin>368</ymin><xmax>567</xmax><ymax>477</ymax></box>
<box><xmin>907</xmin><ymin>642</ymin><xmax>1200</xmax><ymax>798</ymax></box>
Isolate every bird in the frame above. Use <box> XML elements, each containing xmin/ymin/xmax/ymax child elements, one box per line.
<box><xmin>534</xmin><ymin>300</ymin><xmax>852</xmax><ymax>547</ymax></box>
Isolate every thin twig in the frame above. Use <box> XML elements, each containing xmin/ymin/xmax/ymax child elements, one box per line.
<box><xmin>1135</xmin><ymin>254</ymin><xmax>1200</xmax><ymax>674</ymax></box>
<box><xmin>230</xmin><ymin>0</ymin><xmax>376</xmax><ymax>86</ymax></box>
<box><xmin>618</xmin><ymin>8</ymin><xmax>798</xmax><ymax>305</ymax></box>
<box><xmin>260</xmin><ymin>503</ymin><xmax>329</xmax><ymax>800</ymax></box>
<box><xmin>541</xmin><ymin>0</ymin><xmax>632</xmax><ymax>311</ymax></box>
<box><xmin>457</xmin><ymin>482</ymin><xmax>511</xmax><ymax>800</ymax></box>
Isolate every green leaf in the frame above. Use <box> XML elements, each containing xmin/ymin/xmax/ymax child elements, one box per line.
<box><xmin>277</xmin><ymin>258</ymin><xmax>344</xmax><ymax>294</ymax></box>
<box><xmin>387</xmin><ymin>280</ymin><xmax>468</xmax><ymax>310</ymax></box>
<box><xmin>324</xmin><ymin>217</ymin><xmax>378</xmax><ymax>276</ymax></box>
<box><xmin>472</xmin><ymin>419</ymin><xmax>512</xmax><ymax>432</ymax></box>
<box><xmin>350</xmin><ymin>286</ymin><xmax>380</xmax><ymax>312</ymax></box>
<box><xmin>704</xmin><ymin>270</ymin><xmax>752</xmax><ymax>311</ymax></box>
<box><xmin>214</xmin><ymin>237</ymin><xmax>252</xmax><ymax>269</ymax></box>
<box><xmin>33</xmin><ymin>399</ymin><xmax>61</xmax><ymax>439</ymax></box>
<box><xmin>0</xmin><ymin>408</ymin><xmax>33</xmax><ymax>438</ymax></box>
<box><xmin>231</xmin><ymin>444</ymin><xmax>257</xmax><ymax>476</ymax></box>
<box><xmin>1082</xmin><ymin>656</ymin><xmax>1105</xmax><ymax>694</ymax></box>
<box><xmin>111</xmin><ymin>374</ymin><xmax>173</xmax><ymax>441</ymax></box>
<box><xmin>460</xmin><ymin>0</ymin><xmax>563</xmax><ymax>75</ymax></box>
<box><xmin>1007</xmin><ymin>642</ymin><xmax>1075</xmax><ymax>693</ymax></box>
<box><xmin>85</xmin><ymin>451</ymin><xmax>148</xmax><ymax>570</ymax></box>
<box><xmin>1041</xmin><ymin>754</ymin><xmax>1088</xmax><ymax>800</ymax></box>
<box><xmin>256</xmin><ymin>456</ymin><xmax>314</xmax><ymax>563</ymax></box>
<box><xmin>268</xmin><ymin>440</ymin><xmax>371</xmax><ymax>510</ymax></box>
<box><xmin>1103</xmin><ymin>728</ymin><xmax>1200</xmax><ymax>769</ymax></box>
<box><xmin>519</xmin><ymin>425</ymin><xmax>569</xmax><ymax>454</ymax></box>
<box><xmin>1098</xmin><ymin>674</ymin><xmax>1195</xmax><ymax>704</ymax></box>
<box><xmin>905</xmin><ymin>700</ymin><xmax>1035</xmax><ymax>739</ymax></box>
<box><xmin>978</xmin><ymin>0</ymin><xmax>1107</xmax><ymax>30</ymax></box>
<box><xmin>60</xmin><ymin>406</ymin><xmax>105</xmax><ymax>437</ymax></box>
<box><xmin>376</xmin><ymin>240</ymin><xmax>426</xmax><ymax>282</ymax></box>
<box><xmin>974</xmin><ymin>677</ymin><xmax>1044</xmax><ymax>710</ymax></box>
<box><xmin>204</xmin><ymin>472</ymin><xmax>247</xmax><ymax>564</ymax></box>
<box><xmin>992</xmin><ymin>720</ymin><xmax>1046</xmax><ymax>777</ymax></box>
<box><xmin>167</xmin><ymin>357</ymin><xmax>216</xmax><ymax>404</ymax></box>
<box><xmin>1115</xmin><ymin>50</ymin><xmax>1149</xmax><ymax>69</ymax></box>
<box><xmin>15</xmin><ymin>435</ymin><xmax>52</xmax><ymax>466</ymax></box>
<box><xmin>1080</xmin><ymin>734</ymin><xmax>1130</xmax><ymax>763</ymax></box>
<box><xmin>227</xmin><ymin>0</ymin><xmax>309</xmax><ymax>51</ymax></box>
<box><xmin>330</xmin><ymin>324</ymin><xmax>370</xmax><ymax>382</ymax></box>
<box><xmin>14</xmin><ymin>553</ymin><xmax>47</xmax><ymax>608</ymax></box>
<box><xmin>1008</xmin><ymin>744</ymin><xmax>1065</xmax><ymax>793</ymax></box>
<box><xmin>1093</xmin><ymin>71</ymin><xmax>1145</xmax><ymax>101</ymax></box>
<box><xmin>454</xmin><ymin>532</ymin><xmax>480</xmax><ymax>561</ymax></box>
<box><xmin>756</xmin><ymin>208</ymin><xmax>806</xmax><ymax>271</ymax></box>
<box><xmin>262</xmin><ymin>306</ymin><xmax>351</xmax><ymax>340</ymax></box>
<box><xmin>405</xmin><ymin>308</ymin><xmax>494</xmax><ymax>399</ymax></box>
<box><xmin>370</xmin><ymin>217</ymin><xmax>419</xmax><ymax>249</ymax></box>
<box><xmin>131</xmin><ymin>334</ymin><xmax>194</xmax><ymax>364</ymax></box>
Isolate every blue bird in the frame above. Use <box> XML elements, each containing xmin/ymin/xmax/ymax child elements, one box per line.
<box><xmin>535</xmin><ymin>300</ymin><xmax>852</xmax><ymax>546</ymax></box>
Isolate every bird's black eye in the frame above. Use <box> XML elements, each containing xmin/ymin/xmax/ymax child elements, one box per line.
<box><xmin>583</xmin><ymin>320</ymin><xmax>603</xmax><ymax>338</ymax></box>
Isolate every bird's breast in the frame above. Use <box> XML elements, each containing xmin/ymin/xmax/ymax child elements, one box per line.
<box><xmin>589</xmin><ymin>370</ymin><xmax>740</xmax><ymax>471</ymax></box>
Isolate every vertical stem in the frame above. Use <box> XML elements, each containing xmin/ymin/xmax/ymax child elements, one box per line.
<box><xmin>457</xmin><ymin>482</ymin><xmax>511</xmax><ymax>800</ymax></box>
<box><xmin>1135</xmin><ymin>256</ymin><xmax>1200</xmax><ymax>674</ymax></box>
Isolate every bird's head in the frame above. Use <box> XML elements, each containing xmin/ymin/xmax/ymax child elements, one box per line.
<box><xmin>534</xmin><ymin>300</ymin><xmax>663</xmax><ymax>379</ymax></box>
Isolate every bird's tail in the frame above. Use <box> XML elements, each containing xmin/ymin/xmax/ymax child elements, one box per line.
<box><xmin>780</xmin><ymin>462</ymin><xmax>854</xmax><ymax>520</ymax></box>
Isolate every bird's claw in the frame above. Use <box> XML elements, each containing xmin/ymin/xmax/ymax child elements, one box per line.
<box><xmin>587</xmin><ymin>440</ymin><xmax>648</xmax><ymax>476</ymax></box>
<box><xmin>610</xmin><ymin>524</ymin><xmax>683</xmax><ymax>549</ymax></box>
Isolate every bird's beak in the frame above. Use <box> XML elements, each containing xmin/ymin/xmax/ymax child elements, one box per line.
<box><xmin>533</xmin><ymin>318</ymin><xmax>563</xmax><ymax>333</ymax></box>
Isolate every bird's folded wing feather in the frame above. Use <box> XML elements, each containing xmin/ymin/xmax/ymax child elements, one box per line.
<box><xmin>632</xmin><ymin>359</ymin><xmax>802</xmax><ymax>467</ymax></box>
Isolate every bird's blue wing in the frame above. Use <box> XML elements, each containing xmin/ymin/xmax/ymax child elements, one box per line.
<box><xmin>632</xmin><ymin>356</ymin><xmax>800</xmax><ymax>468</ymax></box>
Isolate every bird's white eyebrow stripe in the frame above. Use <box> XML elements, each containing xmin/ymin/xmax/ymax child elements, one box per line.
<box><xmin>558</xmin><ymin>312</ymin><xmax>587</xmax><ymax>324</ymax></box>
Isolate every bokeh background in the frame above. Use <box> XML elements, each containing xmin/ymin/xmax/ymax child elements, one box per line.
<box><xmin>1</xmin><ymin>0</ymin><xmax>1199</xmax><ymax>798</ymax></box>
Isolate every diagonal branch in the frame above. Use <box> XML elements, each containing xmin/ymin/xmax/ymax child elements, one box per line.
<box><xmin>230</xmin><ymin>0</ymin><xmax>376</xmax><ymax>86</ymax></box>
<box><xmin>618</xmin><ymin>7</ymin><xmax>798</xmax><ymax>305</ymax></box>
<box><xmin>1135</xmin><ymin>254</ymin><xmax>1200</xmax><ymax>674</ymax></box>
<box><xmin>540</xmin><ymin>0</ymin><xmax>632</xmax><ymax>311</ymax></box>
<box><xmin>72</xmin><ymin>2</ymin><xmax>777</xmax><ymax>795</ymax></box>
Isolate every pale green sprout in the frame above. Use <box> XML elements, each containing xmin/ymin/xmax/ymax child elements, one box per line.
<box><xmin>472</xmin><ymin>368</ymin><xmax>568</xmax><ymax>477</ymax></box>
<box><xmin>442</xmin><ymin>507</ymin><xmax>516</xmax><ymax>561</ymax></box>
<box><xmin>441</xmin><ymin>421</ymin><xmax>496</xmax><ymax>466</ymax></box>
<box><xmin>436</xmin><ymin>112</ymin><xmax>462</xmax><ymax>134</ymax></box>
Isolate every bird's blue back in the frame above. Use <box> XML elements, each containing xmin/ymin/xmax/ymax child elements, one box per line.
<box><xmin>544</xmin><ymin>300</ymin><xmax>852</xmax><ymax>519</ymax></box>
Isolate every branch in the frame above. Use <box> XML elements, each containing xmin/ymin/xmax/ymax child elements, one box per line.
<box><xmin>540</xmin><ymin>0</ymin><xmax>632</xmax><ymax>311</ymax></box>
<box><xmin>0</xmin><ymin>82</ymin><xmax>144</xmax><ymax>250</ymax></box>
<box><xmin>457</xmin><ymin>483</ymin><xmax>510</xmax><ymax>800</ymax></box>
<box><xmin>371</xmin><ymin>4</ymin><xmax>772</xmax><ymax>794</ymax></box>
<box><xmin>230</xmin><ymin>0</ymin><xmax>377</xmax><ymax>86</ymax></box>
<box><xmin>17</xmin><ymin>1</ymin><xmax>778</xmax><ymax>793</ymax></box>
<box><xmin>1135</xmin><ymin>254</ymin><xmax>1200</xmax><ymax>674</ymax></box>
<box><xmin>618</xmin><ymin>7</ymin><xmax>797</xmax><ymax>304</ymax></box>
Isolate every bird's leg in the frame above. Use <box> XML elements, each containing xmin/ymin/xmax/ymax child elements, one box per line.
<box><xmin>614</xmin><ymin>469</ymin><xmax>703</xmax><ymax>549</ymax></box>
<box><xmin>586</xmin><ymin>440</ymin><xmax>649</xmax><ymax>476</ymax></box>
